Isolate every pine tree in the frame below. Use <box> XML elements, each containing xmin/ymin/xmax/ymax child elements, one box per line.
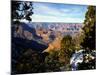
<box><xmin>81</xmin><ymin>6</ymin><xmax>96</xmax><ymax>50</ymax></box>
<box><xmin>12</xmin><ymin>1</ymin><xmax>34</xmax><ymax>22</ymax></box>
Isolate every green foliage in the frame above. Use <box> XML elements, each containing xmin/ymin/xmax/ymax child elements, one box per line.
<box><xmin>45</xmin><ymin>51</ymin><xmax>63</xmax><ymax>72</ymax></box>
<box><xmin>81</xmin><ymin>6</ymin><xmax>96</xmax><ymax>50</ymax></box>
<box><xmin>45</xmin><ymin>35</ymin><xmax>75</xmax><ymax>70</ymax></box>
<box><xmin>61</xmin><ymin>35</ymin><xmax>75</xmax><ymax>58</ymax></box>
<box><xmin>12</xmin><ymin>1</ymin><xmax>34</xmax><ymax>22</ymax></box>
<box><xmin>13</xmin><ymin>49</ymin><xmax>45</xmax><ymax>74</ymax></box>
<box><xmin>77</xmin><ymin>6</ymin><xmax>96</xmax><ymax>70</ymax></box>
<box><xmin>72</xmin><ymin>32</ymin><xmax>84</xmax><ymax>51</ymax></box>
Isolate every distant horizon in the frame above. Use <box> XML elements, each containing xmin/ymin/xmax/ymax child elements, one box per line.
<box><xmin>19</xmin><ymin>21</ymin><xmax>84</xmax><ymax>24</ymax></box>
<box><xmin>22</xmin><ymin>21</ymin><xmax>84</xmax><ymax>23</ymax></box>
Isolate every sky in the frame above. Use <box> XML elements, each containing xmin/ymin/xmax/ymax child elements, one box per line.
<box><xmin>31</xmin><ymin>2</ymin><xmax>88</xmax><ymax>23</ymax></box>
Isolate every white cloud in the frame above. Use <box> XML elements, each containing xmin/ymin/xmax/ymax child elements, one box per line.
<box><xmin>34</xmin><ymin>3</ymin><xmax>67</xmax><ymax>17</ymax></box>
<box><xmin>60</xmin><ymin>8</ymin><xmax>71</xmax><ymax>13</ymax></box>
<box><xmin>31</xmin><ymin>14</ymin><xmax>84</xmax><ymax>23</ymax></box>
<box><xmin>32</xmin><ymin>3</ymin><xmax>86</xmax><ymax>23</ymax></box>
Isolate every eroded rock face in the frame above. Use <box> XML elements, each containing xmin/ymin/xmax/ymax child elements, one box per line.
<box><xmin>13</xmin><ymin>24</ymin><xmax>34</xmax><ymax>41</ymax></box>
<box><xmin>13</xmin><ymin>22</ymin><xmax>83</xmax><ymax>45</ymax></box>
<box><xmin>23</xmin><ymin>30</ymin><xmax>33</xmax><ymax>40</ymax></box>
<box><xmin>43</xmin><ymin>36</ymin><xmax>62</xmax><ymax>52</ymax></box>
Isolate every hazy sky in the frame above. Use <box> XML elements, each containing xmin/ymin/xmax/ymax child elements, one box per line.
<box><xmin>31</xmin><ymin>2</ymin><xmax>88</xmax><ymax>23</ymax></box>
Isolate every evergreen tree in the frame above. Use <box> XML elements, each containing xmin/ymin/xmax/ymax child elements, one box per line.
<box><xmin>45</xmin><ymin>51</ymin><xmax>62</xmax><ymax>72</ymax></box>
<box><xmin>78</xmin><ymin>6</ymin><xmax>96</xmax><ymax>70</ymax></box>
<box><xmin>12</xmin><ymin>1</ymin><xmax>34</xmax><ymax>22</ymax></box>
<box><xmin>81</xmin><ymin>6</ymin><xmax>96</xmax><ymax>50</ymax></box>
